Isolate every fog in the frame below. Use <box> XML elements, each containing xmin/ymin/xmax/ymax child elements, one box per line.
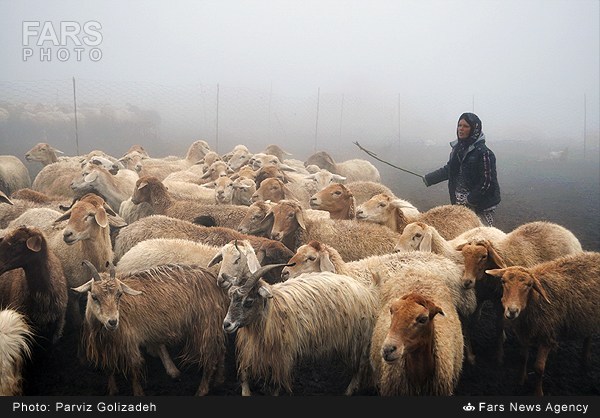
<box><xmin>0</xmin><ymin>0</ymin><xmax>599</xmax><ymax>163</ymax></box>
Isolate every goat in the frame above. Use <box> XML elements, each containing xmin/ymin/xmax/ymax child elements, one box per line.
<box><xmin>220</xmin><ymin>263</ymin><xmax>377</xmax><ymax>396</ymax></box>
<box><xmin>73</xmin><ymin>260</ymin><xmax>229</xmax><ymax>396</ymax></box>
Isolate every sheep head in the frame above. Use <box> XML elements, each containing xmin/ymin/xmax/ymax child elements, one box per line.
<box><xmin>456</xmin><ymin>239</ymin><xmax>507</xmax><ymax>289</ymax></box>
<box><xmin>486</xmin><ymin>266</ymin><xmax>551</xmax><ymax>320</ymax></box>
<box><xmin>281</xmin><ymin>240</ymin><xmax>336</xmax><ymax>280</ymax></box>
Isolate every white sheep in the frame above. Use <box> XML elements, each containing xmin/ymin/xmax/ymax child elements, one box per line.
<box><xmin>485</xmin><ymin>251</ymin><xmax>600</xmax><ymax>396</ymax></box>
<box><xmin>0</xmin><ymin>308</ymin><xmax>34</xmax><ymax>396</ymax></box>
<box><xmin>305</xmin><ymin>151</ymin><xmax>381</xmax><ymax>183</ymax></box>
<box><xmin>73</xmin><ymin>260</ymin><xmax>229</xmax><ymax>396</ymax></box>
<box><xmin>370</xmin><ymin>269</ymin><xmax>464</xmax><ymax>395</ymax></box>
<box><xmin>356</xmin><ymin>193</ymin><xmax>483</xmax><ymax>238</ymax></box>
<box><xmin>220</xmin><ymin>263</ymin><xmax>378</xmax><ymax>396</ymax></box>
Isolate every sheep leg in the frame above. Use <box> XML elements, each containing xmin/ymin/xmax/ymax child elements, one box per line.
<box><xmin>462</xmin><ymin>315</ymin><xmax>476</xmax><ymax>366</ymax></box>
<box><xmin>532</xmin><ymin>344</ymin><xmax>551</xmax><ymax>397</ymax></box>
<box><xmin>195</xmin><ymin>359</ymin><xmax>218</xmax><ymax>396</ymax></box>
<box><xmin>240</xmin><ymin>368</ymin><xmax>252</xmax><ymax>396</ymax></box>
<box><xmin>344</xmin><ymin>373</ymin><xmax>361</xmax><ymax>396</ymax></box>
<box><xmin>155</xmin><ymin>344</ymin><xmax>181</xmax><ymax>379</ymax></box>
<box><xmin>130</xmin><ymin>366</ymin><xmax>145</xmax><ymax>396</ymax></box>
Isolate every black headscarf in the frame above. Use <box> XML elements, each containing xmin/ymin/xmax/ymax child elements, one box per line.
<box><xmin>457</xmin><ymin>112</ymin><xmax>482</xmax><ymax>143</ymax></box>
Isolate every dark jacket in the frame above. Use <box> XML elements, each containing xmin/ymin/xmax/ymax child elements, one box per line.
<box><xmin>424</xmin><ymin>133</ymin><xmax>501</xmax><ymax>212</ymax></box>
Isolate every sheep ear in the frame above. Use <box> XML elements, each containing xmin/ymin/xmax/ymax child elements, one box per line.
<box><xmin>203</xmin><ymin>181</ymin><xmax>216</xmax><ymax>188</ymax></box>
<box><xmin>532</xmin><ymin>274</ymin><xmax>551</xmax><ymax>304</ymax></box>
<box><xmin>84</xmin><ymin>171</ymin><xmax>99</xmax><ymax>183</ymax></box>
<box><xmin>246</xmin><ymin>247</ymin><xmax>262</xmax><ymax>273</ymax></box>
<box><xmin>394</xmin><ymin>207</ymin><xmax>408</xmax><ymax>234</ymax></box>
<box><xmin>26</xmin><ymin>235</ymin><xmax>43</xmax><ymax>252</ymax></box>
<box><xmin>319</xmin><ymin>253</ymin><xmax>336</xmax><ymax>273</ymax></box>
<box><xmin>429</xmin><ymin>302</ymin><xmax>445</xmax><ymax>319</ymax></box>
<box><xmin>52</xmin><ymin>147</ymin><xmax>64</xmax><ymax>155</ymax></box>
<box><xmin>484</xmin><ymin>268</ymin><xmax>505</xmax><ymax>278</ymax></box>
<box><xmin>332</xmin><ymin>174</ymin><xmax>346</xmax><ymax>183</ymax></box>
<box><xmin>72</xmin><ymin>280</ymin><xmax>93</xmax><ymax>294</ymax></box>
<box><xmin>455</xmin><ymin>242</ymin><xmax>466</xmax><ymax>251</ymax></box>
<box><xmin>419</xmin><ymin>229</ymin><xmax>434</xmax><ymax>252</ymax></box>
<box><xmin>94</xmin><ymin>208</ymin><xmax>109</xmax><ymax>228</ymax></box>
<box><xmin>207</xmin><ymin>250</ymin><xmax>223</xmax><ymax>267</ymax></box>
<box><xmin>485</xmin><ymin>241</ymin><xmax>507</xmax><ymax>268</ymax></box>
<box><xmin>296</xmin><ymin>209</ymin><xmax>306</xmax><ymax>230</ymax></box>
<box><xmin>348</xmin><ymin>196</ymin><xmax>356</xmax><ymax>219</ymax></box>
<box><xmin>137</xmin><ymin>181</ymin><xmax>148</xmax><ymax>190</ymax></box>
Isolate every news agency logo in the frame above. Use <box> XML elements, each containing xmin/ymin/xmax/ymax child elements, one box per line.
<box><xmin>463</xmin><ymin>402</ymin><xmax>475</xmax><ymax>412</ymax></box>
<box><xmin>22</xmin><ymin>21</ymin><xmax>103</xmax><ymax>62</ymax></box>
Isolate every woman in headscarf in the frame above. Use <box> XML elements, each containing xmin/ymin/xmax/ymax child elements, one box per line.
<box><xmin>423</xmin><ymin>112</ymin><xmax>501</xmax><ymax>226</ymax></box>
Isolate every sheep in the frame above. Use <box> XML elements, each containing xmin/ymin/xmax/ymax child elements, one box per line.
<box><xmin>220</xmin><ymin>263</ymin><xmax>378</xmax><ymax>396</ymax></box>
<box><xmin>9</xmin><ymin>188</ymin><xmax>65</xmax><ymax>205</ymax></box>
<box><xmin>263</xmin><ymin>144</ymin><xmax>292</xmax><ymax>163</ymax></box>
<box><xmin>70</xmin><ymin>165</ymin><xmax>139</xmax><ymax>214</ymax></box>
<box><xmin>72</xmin><ymin>260</ymin><xmax>229</xmax><ymax>396</ymax></box>
<box><xmin>345</xmin><ymin>181</ymin><xmax>397</xmax><ymax>205</ymax></box>
<box><xmin>280</xmin><ymin>240</ymin><xmax>476</xmax><ymax>320</ymax></box>
<box><xmin>112</xmin><ymin>215</ymin><xmax>294</xmax><ymax>282</ymax></box>
<box><xmin>207</xmin><ymin>239</ymin><xmax>287</xmax><ymax>288</ymax></box>
<box><xmin>394</xmin><ymin>221</ymin><xmax>508</xmax><ymax>264</ymax></box>
<box><xmin>370</xmin><ymin>273</ymin><xmax>464</xmax><ymax>395</ymax></box>
<box><xmin>237</xmin><ymin>200</ymin><xmax>329</xmax><ymax>238</ymax></box>
<box><xmin>1</xmin><ymin>190</ymin><xmax>13</xmax><ymax>205</ymax></box>
<box><xmin>115</xmin><ymin>238</ymin><xmax>222</xmax><ymax>278</ymax></box>
<box><xmin>0</xmin><ymin>226</ymin><xmax>68</xmax><ymax>345</ymax></box>
<box><xmin>47</xmin><ymin>194</ymin><xmax>115</xmax><ymax>326</ymax></box>
<box><xmin>0</xmin><ymin>193</ymin><xmax>69</xmax><ymax>230</ymax></box>
<box><xmin>1</xmin><ymin>207</ymin><xmax>63</xmax><ymax>238</ymax></box>
<box><xmin>0</xmin><ymin>155</ymin><xmax>31</xmax><ymax>196</ymax></box>
<box><xmin>24</xmin><ymin>142</ymin><xmax>67</xmax><ymax>166</ymax></box>
<box><xmin>129</xmin><ymin>175</ymin><xmax>249</xmax><ymax>228</ymax></box>
<box><xmin>135</xmin><ymin>140</ymin><xmax>212</xmax><ymax>181</ymax></box>
<box><xmin>304</xmin><ymin>151</ymin><xmax>381</xmax><ymax>183</ymax></box>
<box><xmin>455</xmin><ymin>221</ymin><xmax>584</xmax><ymax>365</ymax></box>
<box><xmin>266</xmin><ymin>199</ymin><xmax>401</xmax><ymax>260</ymax></box>
<box><xmin>357</xmin><ymin>194</ymin><xmax>483</xmax><ymax>238</ymax></box>
<box><xmin>0</xmin><ymin>308</ymin><xmax>34</xmax><ymax>396</ymax></box>
<box><xmin>485</xmin><ymin>251</ymin><xmax>600</xmax><ymax>396</ymax></box>
<box><xmin>251</xmin><ymin>177</ymin><xmax>312</xmax><ymax>208</ymax></box>
<box><xmin>231</xmin><ymin>177</ymin><xmax>256</xmax><ymax>206</ymax></box>
<box><xmin>309</xmin><ymin>183</ymin><xmax>356</xmax><ymax>220</ymax></box>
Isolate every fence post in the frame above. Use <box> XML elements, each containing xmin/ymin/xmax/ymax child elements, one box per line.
<box><xmin>72</xmin><ymin>77</ymin><xmax>80</xmax><ymax>155</ymax></box>
<box><xmin>314</xmin><ymin>87</ymin><xmax>320</xmax><ymax>154</ymax></box>
<box><xmin>215</xmin><ymin>83</ymin><xmax>220</xmax><ymax>154</ymax></box>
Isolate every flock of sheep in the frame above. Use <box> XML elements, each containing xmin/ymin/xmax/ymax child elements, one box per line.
<box><xmin>0</xmin><ymin>139</ymin><xmax>598</xmax><ymax>397</ymax></box>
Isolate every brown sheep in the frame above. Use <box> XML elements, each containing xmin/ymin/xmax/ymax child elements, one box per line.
<box><xmin>304</xmin><ymin>151</ymin><xmax>381</xmax><ymax>183</ymax></box>
<box><xmin>456</xmin><ymin>220</ymin><xmax>584</xmax><ymax>366</ymax></box>
<box><xmin>73</xmin><ymin>261</ymin><xmax>229</xmax><ymax>396</ymax></box>
<box><xmin>267</xmin><ymin>199</ymin><xmax>401</xmax><ymax>260</ymax></box>
<box><xmin>309</xmin><ymin>183</ymin><xmax>356</xmax><ymax>220</ymax></box>
<box><xmin>0</xmin><ymin>226</ymin><xmax>68</xmax><ymax>344</ymax></box>
<box><xmin>486</xmin><ymin>251</ymin><xmax>600</xmax><ymax>396</ymax></box>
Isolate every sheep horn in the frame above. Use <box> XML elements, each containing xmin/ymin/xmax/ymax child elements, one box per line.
<box><xmin>82</xmin><ymin>260</ymin><xmax>102</xmax><ymax>281</ymax></box>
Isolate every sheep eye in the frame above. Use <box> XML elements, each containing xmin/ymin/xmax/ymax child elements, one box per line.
<box><xmin>414</xmin><ymin>233</ymin><xmax>422</xmax><ymax>238</ymax></box>
<box><xmin>417</xmin><ymin>315</ymin><xmax>428</xmax><ymax>324</ymax></box>
<box><xmin>334</xmin><ymin>191</ymin><xmax>341</xmax><ymax>196</ymax></box>
<box><xmin>307</xmin><ymin>256</ymin><xmax>316</xmax><ymax>262</ymax></box>
<box><xmin>378</xmin><ymin>202</ymin><xmax>386</xmax><ymax>207</ymax></box>
<box><xmin>91</xmin><ymin>294</ymin><xmax>99</xmax><ymax>303</ymax></box>
<box><xmin>243</xmin><ymin>298</ymin><xmax>254</xmax><ymax>308</ymax></box>
<box><xmin>234</xmin><ymin>257</ymin><xmax>240</xmax><ymax>265</ymax></box>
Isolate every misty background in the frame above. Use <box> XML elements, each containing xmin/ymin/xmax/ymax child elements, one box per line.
<box><xmin>0</xmin><ymin>0</ymin><xmax>598</xmax><ymax>184</ymax></box>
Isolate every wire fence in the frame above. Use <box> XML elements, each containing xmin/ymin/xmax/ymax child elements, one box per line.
<box><xmin>0</xmin><ymin>78</ymin><xmax>598</xmax><ymax>162</ymax></box>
